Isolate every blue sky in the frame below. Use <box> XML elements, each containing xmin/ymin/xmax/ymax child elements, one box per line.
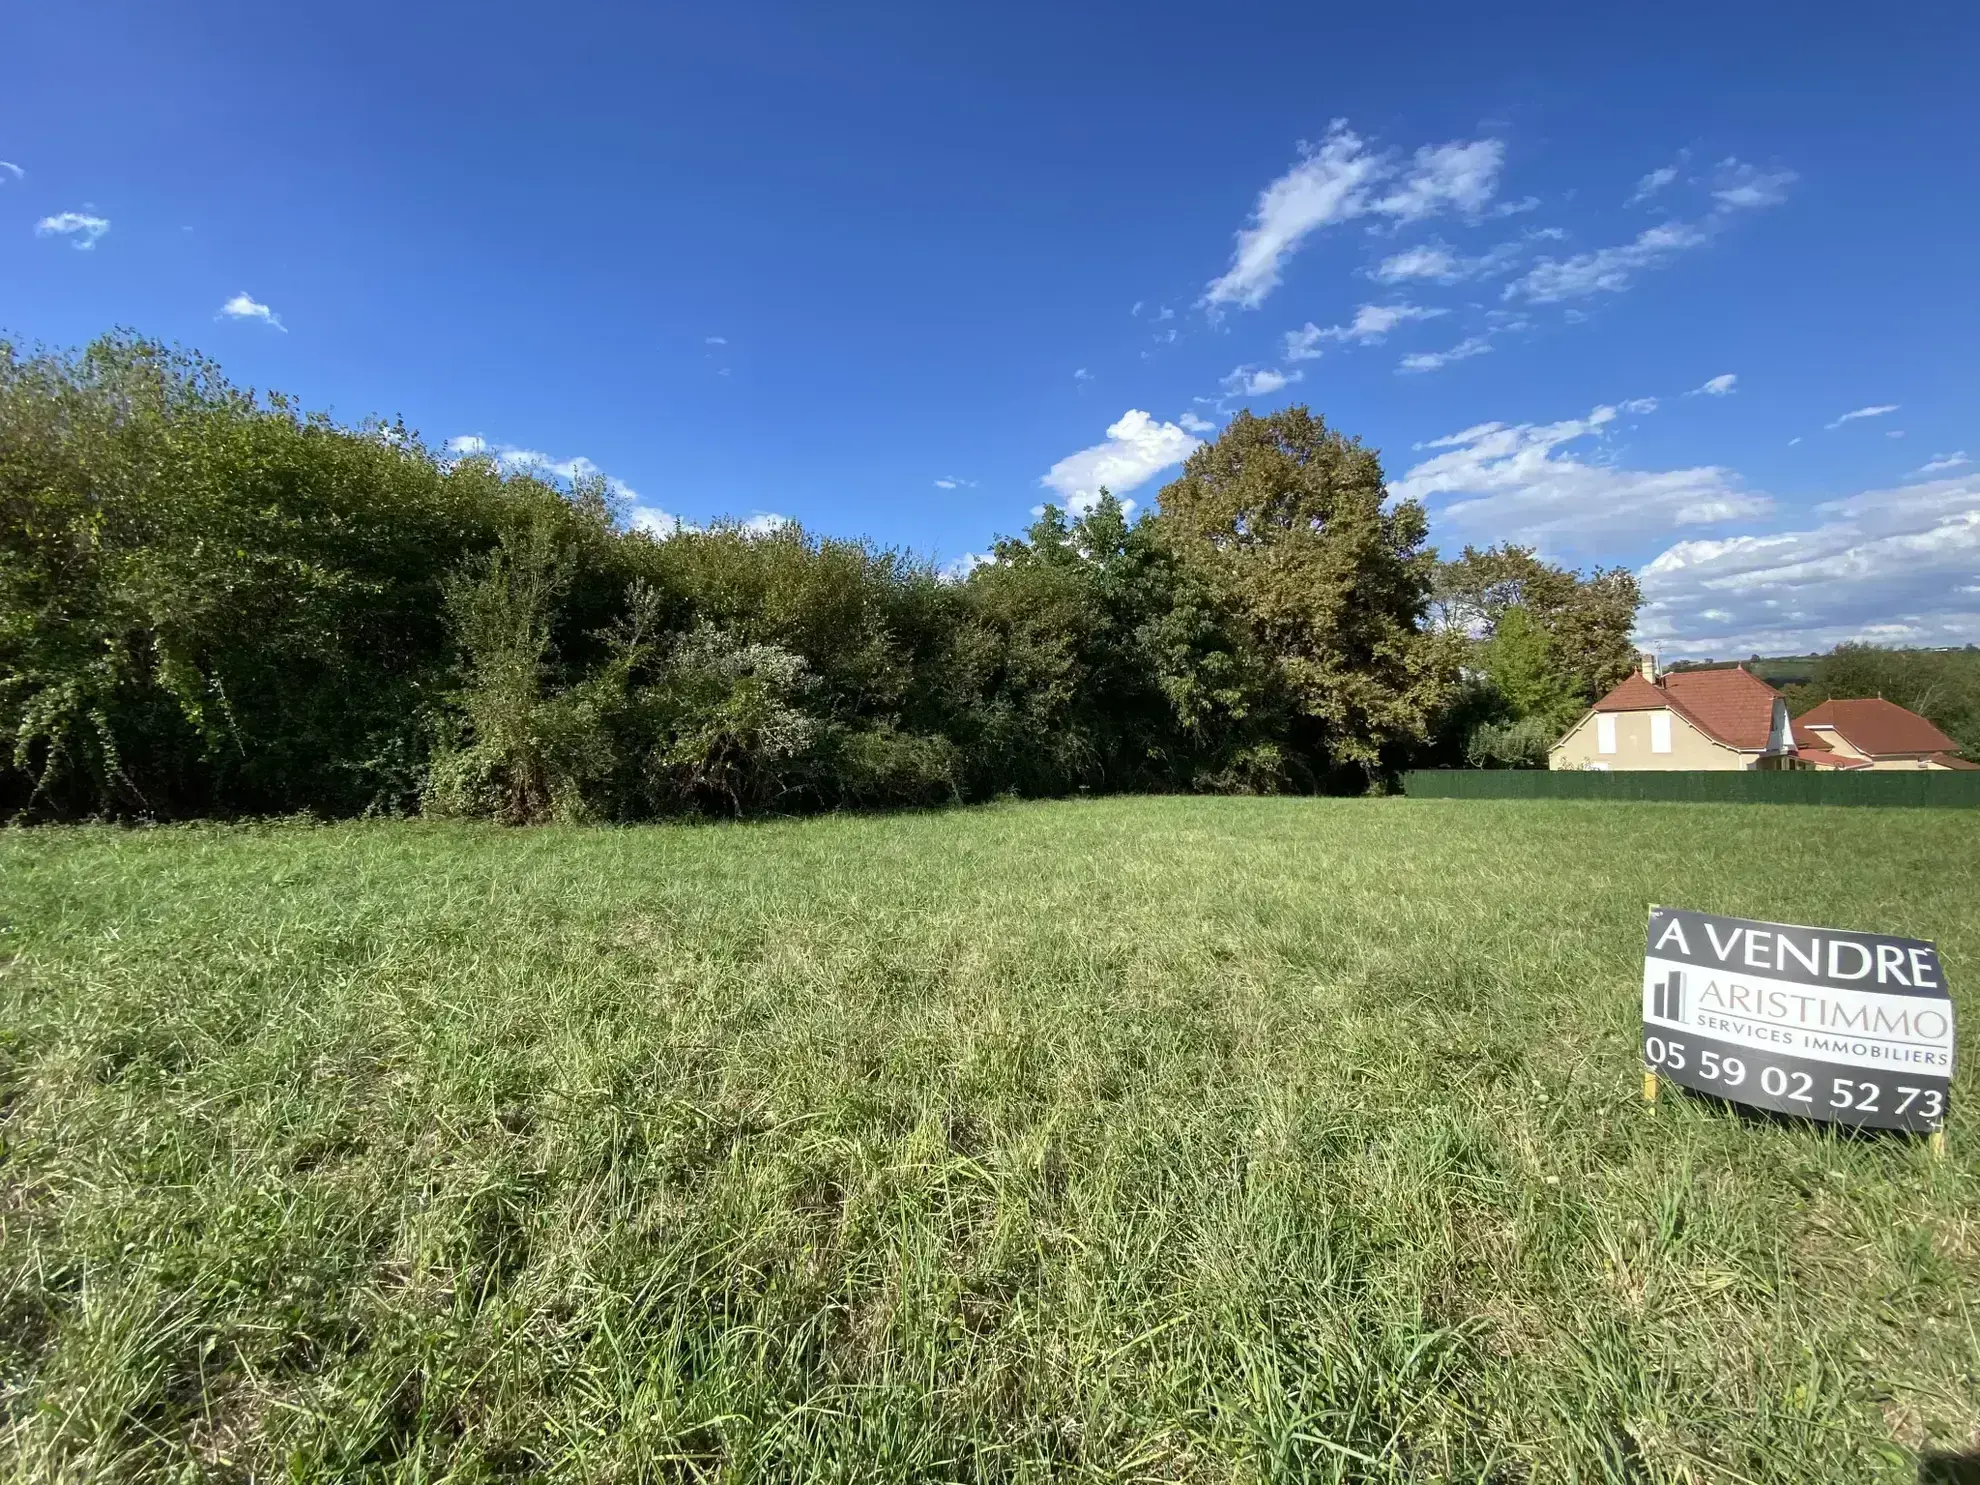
<box><xmin>7</xmin><ymin>0</ymin><xmax>1977</xmax><ymax>656</ymax></box>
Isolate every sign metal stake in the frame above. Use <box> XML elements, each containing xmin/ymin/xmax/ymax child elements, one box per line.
<box><xmin>1642</xmin><ymin>1069</ymin><xmax>1659</xmax><ymax>1104</ymax></box>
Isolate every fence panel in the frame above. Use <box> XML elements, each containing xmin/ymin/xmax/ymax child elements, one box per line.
<box><xmin>1400</xmin><ymin>769</ymin><xmax>1980</xmax><ymax>807</ymax></box>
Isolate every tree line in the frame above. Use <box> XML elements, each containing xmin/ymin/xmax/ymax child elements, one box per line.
<box><xmin>0</xmin><ymin>332</ymin><xmax>1686</xmax><ymax>822</ymax></box>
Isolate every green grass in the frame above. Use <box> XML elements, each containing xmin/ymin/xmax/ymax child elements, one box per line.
<box><xmin>2</xmin><ymin>797</ymin><xmax>1976</xmax><ymax>1482</ymax></box>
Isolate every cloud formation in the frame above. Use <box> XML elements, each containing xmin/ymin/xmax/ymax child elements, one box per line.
<box><xmin>1627</xmin><ymin>164</ymin><xmax>1679</xmax><ymax>206</ymax></box>
<box><xmin>1913</xmin><ymin>452</ymin><xmax>1969</xmax><ymax>477</ymax></box>
<box><xmin>1825</xmin><ymin>404</ymin><xmax>1899</xmax><ymax>430</ymax></box>
<box><xmin>1711</xmin><ymin>160</ymin><xmax>1798</xmax><ymax>209</ymax></box>
<box><xmin>1040</xmin><ymin>409</ymin><xmax>1201</xmax><ymax>514</ymax></box>
<box><xmin>1397</xmin><ymin>336</ymin><xmax>1494</xmax><ymax>374</ymax></box>
<box><xmin>219</xmin><ymin>292</ymin><xmax>285</xmax><ymax>331</ymax></box>
<box><xmin>1203</xmin><ymin>124</ymin><xmax>1505</xmax><ymax>309</ymax></box>
<box><xmin>1690</xmin><ymin>373</ymin><xmax>1738</xmax><ymax>396</ymax></box>
<box><xmin>1390</xmin><ymin>402</ymin><xmax>1769</xmax><ymax>551</ymax></box>
<box><xmin>1636</xmin><ymin>476</ymin><xmax>1980</xmax><ymax>656</ymax></box>
<box><xmin>627</xmin><ymin>506</ymin><xmax>682</xmax><ymax>538</ymax></box>
<box><xmin>1287</xmin><ymin>302</ymin><xmax>1445</xmax><ymax>360</ymax></box>
<box><xmin>0</xmin><ymin>162</ymin><xmax>23</xmax><ymax>184</ymax></box>
<box><xmin>35</xmin><ymin>211</ymin><xmax>110</xmax><ymax>250</ymax></box>
<box><xmin>1221</xmin><ymin>365</ymin><xmax>1300</xmax><ymax>397</ymax></box>
<box><xmin>1505</xmin><ymin>159</ymin><xmax>1791</xmax><ymax>304</ymax></box>
<box><xmin>1369</xmin><ymin>239</ymin><xmax>1523</xmax><ymax>287</ymax></box>
<box><xmin>1506</xmin><ymin>220</ymin><xmax>1711</xmax><ymax>303</ymax></box>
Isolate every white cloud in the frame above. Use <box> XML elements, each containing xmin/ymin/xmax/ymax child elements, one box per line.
<box><xmin>1825</xmin><ymin>404</ymin><xmax>1899</xmax><ymax>430</ymax></box>
<box><xmin>1390</xmin><ymin>401</ymin><xmax>1770</xmax><ymax>553</ymax></box>
<box><xmin>1281</xmin><ymin>324</ymin><xmax>1326</xmax><ymax>362</ymax></box>
<box><xmin>742</xmin><ymin>513</ymin><xmax>792</xmax><ymax>536</ymax></box>
<box><xmin>1636</xmin><ymin>475</ymin><xmax>1980</xmax><ymax>656</ymax></box>
<box><xmin>1913</xmin><ymin>452</ymin><xmax>1969</xmax><ymax>477</ymax></box>
<box><xmin>35</xmin><ymin>211</ymin><xmax>110</xmax><ymax>250</ymax></box>
<box><xmin>447</xmin><ymin>436</ymin><xmax>647</xmax><ymax>514</ymax></box>
<box><xmin>1203</xmin><ymin>123</ymin><xmax>1504</xmax><ymax>309</ymax></box>
<box><xmin>1887</xmin><ymin>429</ymin><xmax>1906</xmax><ymax>439</ymax></box>
<box><xmin>1205</xmin><ymin>126</ymin><xmax>1388</xmax><ymax>309</ymax></box>
<box><xmin>941</xmin><ymin>551</ymin><xmax>992</xmax><ymax>581</ymax></box>
<box><xmin>627</xmin><ymin>506</ymin><xmax>683</xmax><ymax>538</ymax></box>
<box><xmin>1221</xmin><ymin>364</ymin><xmax>1300</xmax><ymax>397</ymax></box>
<box><xmin>1505</xmin><ymin>161</ymin><xmax>1794</xmax><ymax>305</ymax></box>
<box><xmin>218</xmin><ymin>292</ymin><xmax>285</xmax><ymax>331</ymax></box>
<box><xmin>933</xmin><ymin>475</ymin><xmax>978</xmax><ymax>489</ymax></box>
<box><xmin>1073</xmin><ymin>367</ymin><xmax>1092</xmax><ymax>382</ymax></box>
<box><xmin>1397</xmin><ymin>336</ymin><xmax>1494</xmax><ymax>374</ymax></box>
<box><xmin>1372</xmin><ymin>244</ymin><xmax>1457</xmax><ymax>283</ymax></box>
<box><xmin>1371</xmin><ymin>139</ymin><xmax>1505</xmax><ymax>222</ymax></box>
<box><xmin>0</xmin><ymin>162</ymin><xmax>23</xmax><ymax>183</ymax></box>
<box><xmin>1370</xmin><ymin>238</ymin><xmax>1523</xmax><ymax>286</ymax></box>
<box><xmin>1712</xmin><ymin>159</ymin><xmax>1798</xmax><ymax>210</ymax></box>
<box><xmin>1689</xmin><ymin>373</ymin><xmax>1738</xmax><ymax>397</ymax></box>
<box><xmin>704</xmin><ymin>335</ymin><xmax>727</xmax><ymax>345</ymax></box>
<box><xmin>1288</xmin><ymin>302</ymin><xmax>1445</xmax><ymax>358</ymax></box>
<box><xmin>1627</xmin><ymin>164</ymin><xmax>1679</xmax><ymax>206</ymax></box>
<box><xmin>1506</xmin><ymin>219</ymin><xmax>1712</xmax><ymax>303</ymax></box>
<box><xmin>1040</xmin><ymin>409</ymin><xmax>1201</xmax><ymax>513</ymax></box>
<box><xmin>1177</xmin><ymin>411</ymin><xmax>1217</xmax><ymax>434</ymax></box>
<box><xmin>1619</xmin><ymin>397</ymin><xmax>1659</xmax><ymax>415</ymax></box>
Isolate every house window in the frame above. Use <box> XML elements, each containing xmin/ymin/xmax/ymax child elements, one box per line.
<box><xmin>1651</xmin><ymin>712</ymin><xmax>1672</xmax><ymax>753</ymax></box>
<box><xmin>1597</xmin><ymin>714</ymin><xmax>1617</xmax><ymax>754</ymax></box>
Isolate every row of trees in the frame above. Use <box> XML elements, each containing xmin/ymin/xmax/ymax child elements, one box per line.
<box><xmin>3</xmin><ymin>335</ymin><xmax>1641</xmax><ymax>820</ymax></box>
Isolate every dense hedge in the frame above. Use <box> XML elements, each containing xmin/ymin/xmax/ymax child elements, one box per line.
<box><xmin>5</xmin><ymin>335</ymin><xmax>1478</xmax><ymax>821</ymax></box>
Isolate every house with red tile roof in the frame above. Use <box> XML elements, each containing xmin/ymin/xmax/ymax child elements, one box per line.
<box><xmin>1790</xmin><ymin>697</ymin><xmax>1977</xmax><ymax>771</ymax></box>
<box><xmin>1549</xmin><ymin>656</ymin><xmax>1796</xmax><ymax>771</ymax></box>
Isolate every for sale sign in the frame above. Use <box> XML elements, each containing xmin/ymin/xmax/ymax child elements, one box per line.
<box><xmin>1643</xmin><ymin>906</ymin><xmax>1954</xmax><ymax>1132</ymax></box>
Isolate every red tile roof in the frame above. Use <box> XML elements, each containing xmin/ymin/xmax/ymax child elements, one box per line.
<box><xmin>1927</xmin><ymin>752</ymin><xmax>1980</xmax><ymax>771</ymax></box>
<box><xmin>1797</xmin><ymin>697</ymin><xmax>1960</xmax><ymax>758</ymax></box>
<box><xmin>1658</xmin><ymin>667</ymin><xmax>1783</xmax><ymax>751</ymax></box>
<box><xmin>1587</xmin><ymin>664</ymin><xmax>1783</xmax><ymax>751</ymax></box>
<box><xmin>1592</xmin><ymin>674</ymin><xmax>1668</xmax><ymax>712</ymax></box>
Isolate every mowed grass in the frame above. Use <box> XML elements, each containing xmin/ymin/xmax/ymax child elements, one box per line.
<box><xmin>1</xmin><ymin>798</ymin><xmax>1976</xmax><ymax>1483</ymax></box>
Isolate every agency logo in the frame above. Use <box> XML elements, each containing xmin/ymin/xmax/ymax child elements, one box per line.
<box><xmin>1652</xmin><ymin>968</ymin><xmax>1684</xmax><ymax>1022</ymax></box>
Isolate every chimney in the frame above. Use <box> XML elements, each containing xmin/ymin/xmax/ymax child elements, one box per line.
<box><xmin>1638</xmin><ymin>652</ymin><xmax>1657</xmax><ymax>683</ymax></box>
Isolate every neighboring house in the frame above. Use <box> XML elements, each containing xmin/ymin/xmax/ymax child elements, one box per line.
<box><xmin>1550</xmin><ymin>656</ymin><xmax>1794</xmax><ymax>771</ymax></box>
<box><xmin>1790</xmin><ymin>697</ymin><xmax>1978</xmax><ymax>771</ymax></box>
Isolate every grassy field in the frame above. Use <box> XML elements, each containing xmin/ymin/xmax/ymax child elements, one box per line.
<box><xmin>2</xmin><ymin>798</ymin><xmax>1976</xmax><ymax>1482</ymax></box>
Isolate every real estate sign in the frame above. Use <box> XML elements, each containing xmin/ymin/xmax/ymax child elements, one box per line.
<box><xmin>1642</xmin><ymin>907</ymin><xmax>1954</xmax><ymax>1133</ymax></box>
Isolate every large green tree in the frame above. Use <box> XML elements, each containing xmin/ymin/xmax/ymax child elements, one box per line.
<box><xmin>1154</xmin><ymin>407</ymin><xmax>1454</xmax><ymax>772</ymax></box>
